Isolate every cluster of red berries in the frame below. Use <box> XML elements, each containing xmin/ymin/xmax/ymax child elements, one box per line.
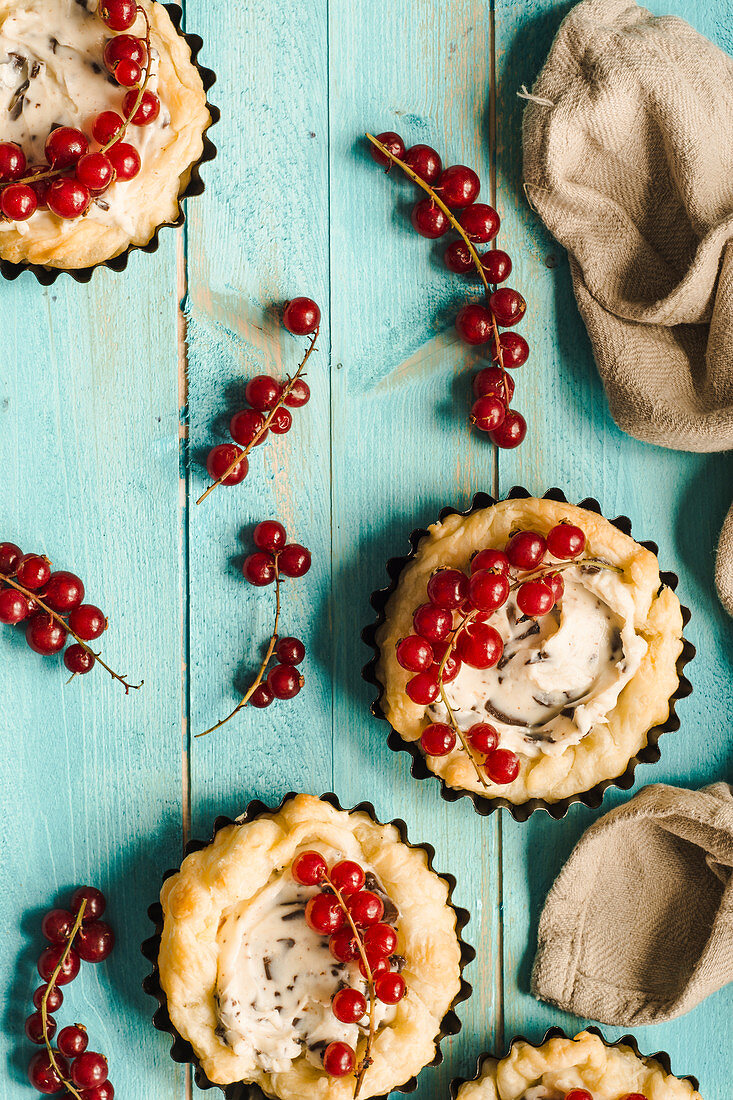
<box><xmin>27</xmin><ymin>886</ymin><xmax>114</xmax><ymax>1098</ymax></box>
<box><xmin>397</xmin><ymin>522</ymin><xmax>588</xmax><ymax>784</ymax></box>
<box><xmin>292</xmin><ymin>851</ymin><xmax>406</xmax><ymax>1080</ymax></box>
<box><xmin>0</xmin><ymin>543</ymin><xmax>107</xmax><ymax>676</ymax></box>
<box><xmin>203</xmin><ymin>298</ymin><xmax>319</xmax><ymax>495</ymax></box>
<box><xmin>368</xmin><ymin>132</ymin><xmax>529</xmax><ymax>449</ymax></box>
<box><xmin>0</xmin><ymin>1</ymin><xmax>155</xmax><ymax>223</ymax></box>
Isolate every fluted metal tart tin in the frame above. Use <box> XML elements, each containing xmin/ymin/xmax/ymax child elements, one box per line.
<box><xmin>0</xmin><ymin>4</ymin><xmax>218</xmax><ymax>286</ymax></box>
<box><xmin>142</xmin><ymin>791</ymin><xmax>476</xmax><ymax>1100</ymax></box>
<box><xmin>448</xmin><ymin>1025</ymin><xmax>701</xmax><ymax>1098</ymax></box>
<box><xmin>362</xmin><ymin>486</ymin><xmax>695</xmax><ymax>823</ymax></box>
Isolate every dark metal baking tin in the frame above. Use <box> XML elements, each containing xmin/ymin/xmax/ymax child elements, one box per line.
<box><xmin>0</xmin><ymin>4</ymin><xmax>218</xmax><ymax>286</ymax></box>
<box><xmin>142</xmin><ymin>791</ymin><xmax>476</xmax><ymax>1100</ymax></box>
<box><xmin>449</xmin><ymin>1025</ymin><xmax>701</xmax><ymax>1098</ymax></box>
<box><xmin>362</xmin><ymin>486</ymin><xmax>695</xmax><ymax>823</ymax></box>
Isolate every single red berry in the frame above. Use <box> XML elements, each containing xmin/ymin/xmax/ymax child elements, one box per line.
<box><xmin>250</xmin><ymin>683</ymin><xmax>274</xmax><ymax>708</ymax></box>
<box><xmin>471</xmin><ymin>395</ymin><xmax>506</xmax><ymax>433</ymax></box>
<box><xmin>0</xmin><ymin>542</ymin><xmax>22</xmax><ymax>574</ymax></box>
<box><xmin>330</xmin><ymin>860</ymin><xmax>365</xmax><ymax>895</ymax></box>
<box><xmin>459</xmin><ymin>202</ymin><xmax>500</xmax><ymax>242</ymax></box>
<box><xmin>82</xmin><ymin>1085</ymin><xmax>115</xmax><ymax>1100</ymax></box>
<box><xmin>565</xmin><ymin>1090</ymin><xmax>594</xmax><ymax>1100</ymax></box>
<box><xmin>291</xmin><ymin>850</ymin><xmax>327</xmax><ymax>885</ymax></box>
<box><xmin>359</xmin><ymin>955</ymin><xmax>390</xmax><ymax>980</ymax></box>
<box><xmin>57</xmin><ymin>1024</ymin><xmax>89</xmax><ymax>1057</ymax></box>
<box><xmin>22</xmin><ymin>167</ymin><xmax>50</xmax><ymax>209</ymax></box>
<box><xmin>347</xmin><ymin>890</ymin><xmax>384</xmax><ymax>926</ymax></box>
<box><xmin>47</xmin><ymin>178</ymin><xmax>91</xmax><ymax>219</ymax></box>
<box><xmin>406</xmin><ymin>670</ymin><xmax>440</xmax><ymax>705</ymax></box>
<box><xmin>1</xmin><ymin>183</ymin><xmax>37</xmax><ymax>221</ymax></box>
<box><xmin>76</xmin><ymin>152</ymin><xmax>115</xmax><ymax>193</ymax></box>
<box><xmin>323</xmin><ymin>1041</ymin><xmax>355</xmax><ymax>1077</ymax></box>
<box><xmin>45</xmin><ymin>571</ymin><xmax>85</xmax><ymax>612</ymax></box>
<box><xmin>270</xmin><ymin>406</ymin><xmax>292</xmax><ymax>434</ymax></box>
<box><xmin>33</xmin><ymin>985</ymin><xmax>63</xmax><ymax>1012</ymax></box>
<box><xmin>245</xmin><ymin>375</ymin><xmax>282</xmax><ymax>411</ymax></box>
<box><xmin>26</xmin><ymin>614</ymin><xmax>67</xmax><ymax>656</ymax></box>
<box><xmin>617</xmin><ymin>1095</ymin><xmax>646</xmax><ymax>1100</ymax></box>
<box><xmin>473</xmin><ymin>366</ymin><xmax>514</xmax><ymax>403</ymax></box>
<box><xmin>431</xmin><ymin>640</ymin><xmax>462</xmax><ymax>683</ymax></box>
<box><xmin>71</xmin><ymin>886</ymin><xmax>106</xmax><ymax>922</ymax></box>
<box><xmin>332</xmin><ymin>987</ymin><xmax>367</xmax><ymax>1023</ymax></box>
<box><xmin>254</xmin><ymin>520</ymin><xmax>287</xmax><ymax>553</ymax></box>
<box><xmin>92</xmin><ymin>111</ymin><xmax>125</xmax><ymax>145</ymax></box>
<box><xmin>99</xmin><ymin>0</ymin><xmax>137</xmax><ymax>30</ymax></box>
<box><xmin>364</xmin><ymin>922</ymin><xmax>398</xmax><ymax>958</ymax></box>
<box><xmin>267</xmin><ymin>663</ymin><xmax>304</xmax><ymax>700</ymax></box>
<box><xmin>468</xmin><ymin>722</ymin><xmax>499</xmax><ymax>754</ymax></box>
<box><xmin>206</xmin><ymin>443</ymin><xmax>248</xmax><ymax>485</ymax></box>
<box><xmin>64</xmin><ymin>647</ymin><xmax>95</xmax><ymax>674</ymax></box>
<box><xmin>41</xmin><ymin>909</ymin><xmax>75</xmax><ymax>943</ymax></box>
<box><xmin>38</xmin><ymin>945</ymin><xmax>80</xmax><ymax>985</ymax></box>
<box><xmin>471</xmin><ymin>548</ymin><xmax>510</xmax><ymax>574</ymax></box>
<box><xmin>328</xmin><ymin>927</ymin><xmax>359</xmax><ymax>962</ymax></box>
<box><xmin>0</xmin><ymin>588</ymin><xmax>30</xmax><ymax>624</ymax></box>
<box><xmin>490</xmin><ymin>287</ymin><xmax>526</xmax><ymax>326</ymax></box>
<box><xmin>468</xmin><ymin>569</ymin><xmax>510</xmax><ymax>611</ymax></box>
<box><xmin>403</xmin><ymin>143</ymin><xmax>442</xmax><ymax>183</ymax></box>
<box><xmin>0</xmin><ymin>141</ymin><xmax>26</xmax><ymax>182</ymax></box>
<box><xmin>230</xmin><ymin>408</ymin><xmax>268</xmax><ymax>447</ymax></box>
<box><xmin>506</xmin><ymin>530</ymin><xmax>547</xmax><ymax>571</ymax></box>
<box><xmin>481</xmin><ymin>249</ymin><xmax>512</xmax><ymax>283</ymax></box>
<box><xmin>71</xmin><ymin>1052</ymin><xmax>108</xmax><ymax>1089</ymax></box>
<box><xmin>16</xmin><ymin>554</ymin><xmax>50</xmax><ymax>590</ymax></box>
<box><xmin>370</xmin><ymin>131</ymin><xmax>405</xmax><ymax>169</ymax></box>
<box><xmin>437</xmin><ymin>164</ymin><xmax>480</xmax><ymax>208</ymax></box>
<box><xmin>455</xmin><ymin>303</ymin><xmax>493</xmax><ymax>345</ymax></box>
<box><xmin>489</xmin><ymin>409</ymin><xmax>527</xmax><ymax>448</ymax></box>
<box><xmin>411</xmin><ymin>198</ymin><xmax>449</xmax><ymax>238</ymax></box>
<box><xmin>103</xmin><ymin>33</ymin><xmax>147</xmax><ymax>72</ymax></box>
<box><xmin>485</xmin><ymin>747</ymin><xmax>520</xmax><ymax>784</ymax></box>
<box><xmin>517</xmin><ymin>580</ymin><xmax>554</xmax><ymax>617</ymax></box>
<box><xmin>490</xmin><ymin>331</ymin><xmax>529</xmax><ymax>368</ymax></box>
<box><xmin>427</xmin><ymin>568</ymin><xmax>469</xmax><ymax>610</ymax></box>
<box><xmin>242</xmin><ymin>551</ymin><xmax>276</xmax><ymax>586</ymax></box>
<box><xmin>279</xmin><ymin>544</ymin><xmax>311</xmax><ymax>578</ymax></box>
<box><xmin>420</xmin><ymin>723</ymin><xmax>456</xmax><ymax>756</ymax></box>
<box><xmin>106</xmin><ymin>142</ymin><xmax>140</xmax><ymax>181</ymax></box>
<box><xmin>283</xmin><ymin>297</ymin><xmax>321</xmax><ymax>335</ymax></box>
<box><xmin>45</xmin><ymin>127</ymin><xmax>88</xmax><ymax>169</ymax></box>
<box><xmin>76</xmin><ymin>920</ymin><xmax>115</xmax><ymax>962</ymax></box>
<box><xmin>443</xmin><ymin>240</ymin><xmax>474</xmax><ymax>274</ymax></box>
<box><xmin>275</xmin><ymin>636</ymin><xmax>305</xmax><ymax>665</ymax></box>
<box><xmin>547</xmin><ymin>523</ymin><xmax>586</xmax><ymax>559</ymax></box>
<box><xmin>396</xmin><ymin>634</ymin><xmax>434</xmax><ymax>673</ymax></box>
<box><xmin>305</xmin><ymin>893</ymin><xmax>345</xmax><ymax>935</ymax></box>
<box><xmin>455</xmin><ymin>622</ymin><xmax>503</xmax><ymax>669</ymax></box>
<box><xmin>375</xmin><ymin>971</ymin><xmax>407</xmax><ymax>1004</ymax></box>
<box><xmin>68</xmin><ymin>605</ymin><xmax>107</xmax><ymax>640</ymax></box>
<box><xmin>284</xmin><ymin>378</ymin><xmax>310</xmax><ymax>407</ymax></box>
<box><xmin>28</xmin><ymin>1051</ymin><xmax>70</xmax><ymax>1094</ymax></box>
<box><xmin>113</xmin><ymin>59</ymin><xmax>141</xmax><ymax>87</ymax></box>
<box><xmin>546</xmin><ymin>572</ymin><xmax>565</xmax><ymax>601</ymax></box>
<box><xmin>412</xmin><ymin>602</ymin><xmax>452</xmax><ymax>643</ymax></box>
<box><xmin>124</xmin><ymin>89</ymin><xmax>160</xmax><ymax>125</ymax></box>
<box><xmin>25</xmin><ymin>1011</ymin><xmax>55</xmax><ymax>1044</ymax></box>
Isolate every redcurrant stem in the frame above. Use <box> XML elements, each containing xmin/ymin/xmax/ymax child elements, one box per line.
<box><xmin>365</xmin><ymin>133</ymin><xmax>511</xmax><ymax>406</ymax></box>
<box><xmin>197</xmin><ymin>560</ymin><xmax>282</xmax><ymax>737</ymax></box>
<box><xmin>196</xmin><ymin>328</ymin><xmax>320</xmax><ymax>507</ymax></box>
<box><xmin>508</xmin><ymin>558</ymin><xmax>623</xmax><ymax>592</ymax></box>
<box><xmin>2</xmin><ymin>574</ymin><xmax>142</xmax><ymax>693</ymax></box>
<box><xmin>437</xmin><ymin>612</ymin><xmax>489</xmax><ymax>789</ymax></box>
<box><xmin>41</xmin><ymin>899</ymin><xmax>86</xmax><ymax>1100</ymax></box>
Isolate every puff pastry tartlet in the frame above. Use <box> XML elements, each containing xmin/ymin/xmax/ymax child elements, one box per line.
<box><xmin>373</xmin><ymin>495</ymin><xmax>685</xmax><ymax>808</ymax></box>
<box><xmin>0</xmin><ymin>0</ymin><xmax>210</xmax><ymax>271</ymax></box>
<box><xmin>156</xmin><ymin>794</ymin><xmax>465</xmax><ymax>1100</ymax></box>
<box><xmin>454</xmin><ymin>1030</ymin><xmax>702</xmax><ymax>1100</ymax></box>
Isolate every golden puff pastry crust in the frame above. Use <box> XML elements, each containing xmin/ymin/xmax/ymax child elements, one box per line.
<box><xmin>455</xmin><ymin>1031</ymin><xmax>702</xmax><ymax>1100</ymax></box>
<box><xmin>158</xmin><ymin>794</ymin><xmax>463</xmax><ymax>1100</ymax></box>
<box><xmin>375</xmin><ymin>497</ymin><xmax>684</xmax><ymax>805</ymax></box>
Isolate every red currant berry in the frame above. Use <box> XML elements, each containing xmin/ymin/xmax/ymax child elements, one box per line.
<box><xmin>103</xmin><ymin>34</ymin><xmax>147</xmax><ymax>71</ymax></box>
<box><xmin>305</xmin><ymin>893</ymin><xmax>345</xmax><ymax>935</ymax></box>
<box><xmin>45</xmin><ymin>571</ymin><xmax>85</xmax><ymax>612</ymax></box>
<box><xmin>517</xmin><ymin>580</ymin><xmax>554</xmax><ymax>617</ymax></box>
<box><xmin>279</xmin><ymin>544</ymin><xmax>311</xmax><ymax>578</ymax></box>
<box><xmin>468</xmin><ymin>722</ymin><xmax>499</xmax><ymax>754</ymax></box>
<box><xmin>250</xmin><ymin>683</ymin><xmax>274</xmax><ymax>708</ymax></box>
<box><xmin>618</xmin><ymin>1094</ymin><xmax>646</xmax><ymax>1100</ymax></box>
<box><xmin>254</xmin><ymin>520</ymin><xmax>286</xmax><ymax>553</ymax></box>
<box><xmin>71</xmin><ymin>886</ymin><xmax>106</xmax><ymax>921</ymax></box>
<box><xmin>420</xmin><ymin>722</ymin><xmax>456</xmax><ymax>756</ymax></box>
<box><xmin>403</xmin><ymin>143</ymin><xmax>442</xmax><ymax>183</ymax></box>
<box><xmin>0</xmin><ymin>141</ymin><xmax>25</xmax><ymax>181</ymax></box>
<box><xmin>331</xmin><ymin>987</ymin><xmax>367</xmax><ymax>1023</ymax></box>
<box><xmin>45</xmin><ymin>127</ymin><xmax>88</xmax><ymax>169</ymax></box>
<box><xmin>481</xmin><ymin>248</ymin><xmax>512</xmax><ymax>283</ymax></box>
<box><xmin>411</xmin><ymin>198</ymin><xmax>449</xmax><ymax>238</ymax></box>
<box><xmin>242</xmin><ymin>551</ymin><xmax>276</xmax><ymax>586</ymax></box>
<box><xmin>113</xmin><ymin>59</ymin><xmax>142</xmax><ymax>87</ymax></box>
<box><xmin>124</xmin><ymin>89</ymin><xmax>160</xmax><ymax>125</ymax></box>
<box><xmin>76</xmin><ymin>920</ymin><xmax>115</xmax><ymax>962</ymax></box>
<box><xmin>92</xmin><ymin>111</ymin><xmax>125</xmax><ymax>145</ymax></box>
<box><xmin>375</xmin><ymin>971</ymin><xmax>407</xmax><ymax>1004</ymax></box>
<box><xmin>206</xmin><ymin>443</ymin><xmax>248</xmax><ymax>485</ymax></box>
<box><xmin>270</xmin><ymin>406</ymin><xmax>292</xmax><ymax>434</ymax></box>
<box><xmin>459</xmin><ymin>202</ymin><xmax>500</xmax><ymax>242</ymax></box>
<box><xmin>364</xmin><ymin>922</ymin><xmax>398</xmax><ymax>958</ymax></box>
<box><xmin>47</xmin><ymin>178</ymin><xmax>91</xmax><ymax>219</ymax></box>
<box><xmin>0</xmin><ymin>542</ymin><xmax>22</xmax><ymax>574</ymax></box>
<box><xmin>490</xmin><ymin>331</ymin><xmax>529</xmax><ymax>368</ymax></box>
<box><xmin>16</xmin><ymin>554</ymin><xmax>50</xmax><ymax>590</ymax></box>
<box><xmin>26</xmin><ymin>614</ymin><xmax>67</xmax><ymax>656</ymax></box>
<box><xmin>405</xmin><ymin>670</ymin><xmax>440</xmax><ymax>705</ymax></box>
<box><xmin>427</xmin><ymin>568</ymin><xmax>469</xmax><ymax>610</ymax></box>
<box><xmin>28</xmin><ymin>1051</ymin><xmax>70</xmax><ymax>1094</ymax></box>
<box><xmin>468</xmin><ymin>569</ymin><xmax>510</xmax><ymax>611</ymax></box>
<box><xmin>99</xmin><ymin>0</ymin><xmax>137</xmax><ymax>30</ymax></box>
<box><xmin>284</xmin><ymin>378</ymin><xmax>310</xmax><ymax>407</ymax></box>
<box><xmin>106</xmin><ymin>142</ymin><xmax>140</xmax><ymax>180</ymax></box>
<box><xmin>0</xmin><ymin>588</ymin><xmax>30</xmax><ymax>624</ymax></box>
<box><xmin>68</xmin><ymin>605</ymin><xmax>107</xmax><ymax>640</ymax></box>
<box><xmin>291</xmin><ymin>851</ymin><xmax>327</xmax><ymax>885</ymax></box>
<box><xmin>437</xmin><ymin>164</ymin><xmax>480</xmax><ymax>208</ymax></box>
<box><xmin>489</xmin><ymin>409</ymin><xmax>527</xmax><ymax>449</ymax></box>
<box><xmin>283</xmin><ymin>297</ymin><xmax>320</xmax><ymax>335</ymax></box>
<box><xmin>370</xmin><ymin>131</ymin><xmax>405</xmax><ymax>169</ymax></box>
<box><xmin>565</xmin><ymin>1090</ymin><xmax>594</xmax><ymax>1100</ymax></box>
<box><xmin>323</xmin><ymin>1041</ymin><xmax>355</xmax><ymax>1077</ymax></box>
<box><xmin>471</xmin><ymin>395</ymin><xmax>506</xmax><ymax>432</ymax></box>
<box><xmin>443</xmin><ymin>240</ymin><xmax>474</xmax><ymax>274</ymax></box>
<box><xmin>473</xmin><ymin>366</ymin><xmax>514</xmax><ymax>404</ymax></box>
<box><xmin>275</xmin><ymin>636</ymin><xmax>305</xmax><ymax>665</ymax></box>
<box><xmin>57</xmin><ymin>1024</ymin><xmax>89</xmax><ymax>1057</ymax></box>
<box><xmin>1</xmin><ymin>183</ymin><xmax>37</xmax><ymax>221</ymax></box>
<box><xmin>456</xmin><ymin>302</ymin><xmax>493</xmax><ymax>345</ymax></box>
<box><xmin>245</xmin><ymin>375</ymin><xmax>282</xmax><ymax>411</ymax></box>
<box><xmin>76</xmin><ymin>152</ymin><xmax>115</xmax><ymax>193</ymax></box>
<box><xmin>485</xmin><ymin>747</ymin><xmax>520</xmax><ymax>784</ymax></box>
<box><xmin>471</xmin><ymin>548</ymin><xmax>510</xmax><ymax>575</ymax></box>
<box><xmin>38</xmin><ymin>944</ymin><xmax>80</xmax><ymax>984</ymax></box>
<box><xmin>347</xmin><ymin>890</ymin><xmax>384</xmax><ymax>927</ymax></box>
<box><xmin>71</xmin><ymin>1052</ymin><xmax>108</xmax><ymax>1089</ymax></box>
<box><xmin>330</xmin><ymin>860</ymin><xmax>365</xmax><ymax>895</ymax></box>
<box><xmin>359</xmin><ymin>955</ymin><xmax>390</xmax><ymax>980</ymax></box>
<box><xmin>455</xmin><ymin>622</ymin><xmax>503</xmax><ymax>669</ymax></box>
<box><xmin>33</xmin><ymin>984</ymin><xmax>63</xmax><ymax>1012</ymax></box>
<box><xmin>230</xmin><ymin>408</ymin><xmax>267</xmax><ymax>447</ymax></box>
<box><xmin>82</xmin><ymin>1085</ymin><xmax>115</xmax><ymax>1100</ymax></box>
<box><xmin>267</xmin><ymin>663</ymin><xmax>303</xmax><ymax>700</ymax></box>
<box><xmin>396</xmin><ymin>634</ymin><xmax>434</xmax><ymax>673</ymax></box>
<box><xmin>431</xmin><ymin>642</ymin><xmax>461</xmax><ymax>683</ymax></box>
<box><xmin>412</xmin><ymin>602</ymin><xmax>452</xmax><ymax>643</ymax></box>
<box><xmin>26</xmin><ymin>165</ymin><xmax>52</xmax><ymax>209</ymax></box>
<box><xmin>25</xmin><ymin>1011</ymin><xmax>55</xmax><ymax>1044</ymax></box>
<box><xmin>328</xmin><ymin>927</ymin><xmax>359</xmax><ymax>962</ymax></box>
<box><xmin>546</xmin><ymin>572</ymin><xmax>565</xmax><ymax>601</ymax></box>
<box><xmin>41</xmin><ymin>909</ymin><xmax>75</xmax><ymax>943</ymax></box>
<box><xmin>489</xmin><ymin>287</ymin><xmax>526</xmax><ymax>326</ymax></box>
<box><xmin>547</xmin><ymin>523</ymin><xmax>586</xmax><ymax>559</ymax></box>
<box><xmin>506</xmin><ymin>530</ymin><xmax>547</xmax><ymax>571</ymax></box>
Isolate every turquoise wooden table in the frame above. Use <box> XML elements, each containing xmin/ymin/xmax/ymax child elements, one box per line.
<box><xmin>1</xmin><ymin>0</ymin><xmax>731</xmax><ymax>1097</ymax></box>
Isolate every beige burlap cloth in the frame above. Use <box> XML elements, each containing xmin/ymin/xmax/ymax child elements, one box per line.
<box><xmin>532</xmin><ymin>783</ymin><xmax>733</xmax><ymax>1024</ymax></box>
<box><xmin>522</xmin><ymin>0</ymin><xmax>733</xmax><ymax>615</ymax></box>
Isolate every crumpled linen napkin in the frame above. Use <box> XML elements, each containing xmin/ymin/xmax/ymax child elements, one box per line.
<box><xmin>532</xmin><ymin>783</ymin><xmax>733</xmax><ymax>1025</ymax></box>
<box><xmin>521</xmin><ymin>0</ymin><xmax>733</xmax><ymax>615</ymax></box>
